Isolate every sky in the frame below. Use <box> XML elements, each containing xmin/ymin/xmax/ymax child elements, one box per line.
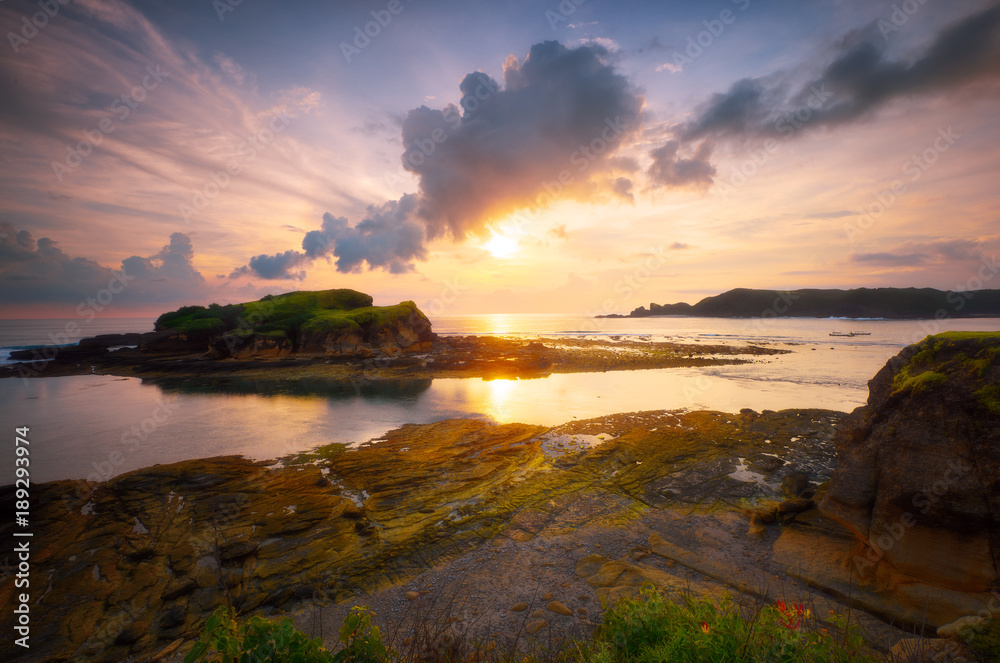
<box><xmin>0</xmin><ymin>0</ymin><xmax>998</xmax><ymax>317</ymax></box>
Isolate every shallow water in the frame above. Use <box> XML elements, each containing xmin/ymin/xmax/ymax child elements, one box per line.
<box><xmin>1</xmin><ymin>315</ymin><xmax>998</xmax><ymax>482</ymax></box>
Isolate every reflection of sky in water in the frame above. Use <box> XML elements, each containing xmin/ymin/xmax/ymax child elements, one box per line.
<box><xmin>2</xmin><ymin>316</ymin><xmax>999</xmax><ymax>483</ymax></box>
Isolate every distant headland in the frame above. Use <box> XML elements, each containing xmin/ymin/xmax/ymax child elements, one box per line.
<box><xmin>599</xmin><ymin>287</ymin><xmax>1000</xmax><ymax>320</ymax></box>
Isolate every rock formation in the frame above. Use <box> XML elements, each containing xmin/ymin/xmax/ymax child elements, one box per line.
<box><xmin>149</xmin><ymin>289</ymin><xmax>436</xmax><ymax>359</ymax></box>
<box><xmin>778</xmin><ymin>332</ymin><xmax>1000</xmax><ymax>629</ymax></box>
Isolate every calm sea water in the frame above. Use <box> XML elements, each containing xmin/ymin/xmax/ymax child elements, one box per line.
<box><xmin>2</xmin><ymin>314</ymin><xmax>998</xmax><ymax>483</ymax></box>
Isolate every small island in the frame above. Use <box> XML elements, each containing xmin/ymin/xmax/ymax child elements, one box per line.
<box><xmin>147</xmin><ymin>288</ymin><xmax>435</xmax><ymax>359</ymax></box>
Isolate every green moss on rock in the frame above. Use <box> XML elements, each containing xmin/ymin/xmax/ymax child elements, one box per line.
<box><xmin>891</xmin><ymin>369</ymin><xmax>947</xmax><ymax>394</ymax></box>
<box><xmin>890</xmin><ymin>332</ymin><xmax>1000</xmax><ymax>402</ymax></box>
<box><xmin>153</xmin><ymin>289</ymin><xmax>431</xmax><ymax>356</ymax></box>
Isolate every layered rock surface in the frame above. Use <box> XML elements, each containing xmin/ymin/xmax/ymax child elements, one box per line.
<box><xmin>0</xmin><ymin>409</ymin><xmax>842</xmax><ymax>662</ymax></box>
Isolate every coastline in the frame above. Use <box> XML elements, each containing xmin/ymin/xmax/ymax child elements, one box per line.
<box><xmin>0</xmin><ymin>334</ymin><xmax>790</xmax><ymax>382</ymax></box>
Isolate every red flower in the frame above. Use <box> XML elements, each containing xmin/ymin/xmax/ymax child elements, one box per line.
<box><xmin>700</xmin><ymin>622</ymin><xmax>710</xmax><ymax>633</ymax></box>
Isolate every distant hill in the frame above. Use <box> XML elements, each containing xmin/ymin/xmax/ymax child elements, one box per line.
<box><xmin>604</xmin><ymin>288</ymin><xmax>1000</xmax><ymax>319</ymax></box>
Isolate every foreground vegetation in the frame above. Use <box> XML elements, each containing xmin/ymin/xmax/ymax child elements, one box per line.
<box><xmin>185</xmin><ymin>587</ymin><xmax>890</xmax><ymax>663</ymax></box>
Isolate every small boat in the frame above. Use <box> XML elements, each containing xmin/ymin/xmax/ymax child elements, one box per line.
<box><xmin>829</xmin><ymin>331</ymin><xmax>872</xmax><ymax>337</ymax></box>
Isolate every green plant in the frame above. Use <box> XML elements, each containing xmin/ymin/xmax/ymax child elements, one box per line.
<box><xmin>331</xmin><ymin>606</ymin><xmax>393</xmax><ymax>663</ymax></box>
<box><xmin>960</xmin><ymin>614</ymin><xmax>1000</xmax><ymax>659</ymax></box>
<box><xmin>184</xmin><ymin>606</ymin><xmax>334</xmax><ymax>663</ymax></box>
<box><xmin>572</xmin><ymin>586</ymin><xmax>874</xmax><ymax>663</ymax></box>
<box><xmin>185</xmin><ymin>605</ymin><xmax>392</xmax><ymax>663</ymax></box>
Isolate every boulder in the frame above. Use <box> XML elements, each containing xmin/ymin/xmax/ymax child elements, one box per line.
<box><xmin>816</xmin><ymin>333</ymin><xmax>1000</xmax><ymax>621</ymax></box>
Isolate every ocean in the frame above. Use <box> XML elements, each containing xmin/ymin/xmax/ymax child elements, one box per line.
<box><xmin>2</xmin><ymin>314</ymin><xmax>998</xmax><ymax>483</ymax></box>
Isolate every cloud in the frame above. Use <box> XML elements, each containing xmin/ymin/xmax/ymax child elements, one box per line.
<box><xmin>231</xmin><ymin>195</ymin><xmax>426</xmax><ymax>279</ymax></box>
<box><xmin>648</xmin><ymin>140</ymin><xmax>716</xmax><ymax>189</ymax></box>
<box><xmin>850</xmin><ymin>238</ymin><xmax>990</xmax><ymax>267</ymax></box>
<box><xmin>850</xmin><ymin>251</ymin><xmax>928</xmax><ymax>266</ymax></box>
<box><xmin>0</xmin><ymin>222</ymin><xmax>205</xmax><ymax>305</ymax></box>
<box><xmin>549</xmin><ymin>224</ymin><xmax>568</xmax><ymax>240</ymax></box>
<box><xmin>804</xmin><ymin>210</ymin><xmax>856</xmax><ymax>220</ymax></box>
<box><xmin>650</xmin><ymin>3</ymin><xmax>1000</xmax><ymax>188</ymax></box>
<box><xmin>669</xmin><ymin>242</ymin><xmax>690</xmax><ymax>250</ymax></box>
<box><xmin>234</xmin><ymin>41</ymin><xmax>644</xmax><ymax>280</ymax></box>
<box><xmin>656</xmin><ymin>62</ymin><xmax>683</xmax><ymax>74</ymax></box>
<box><xmin>612</xmin><ymin>177</ymin><xmax>634</xmax><ymax>201</ymax></box>
<box><xmin>402</xmin><ymin>40</ymin><xmax>644</xmax><ymax>239</ymax></box>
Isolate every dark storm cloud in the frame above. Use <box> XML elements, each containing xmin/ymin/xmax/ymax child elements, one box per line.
<box><xmin>651</xmin><ymin>3</ymin><xmax>1000</xmax><ymax>188</ymax></box>
<box><xmin>0</xmin><ymin>222</ymin><xmax>204</xmax><ymax>304</ymax></box>
<box><xmin>234</xmin><ymin>41</ymin><xmax>644</xmax><ymax>280</ymax></box>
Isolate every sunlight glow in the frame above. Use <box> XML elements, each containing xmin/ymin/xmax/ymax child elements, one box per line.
<box><xmin>484</xmin><ymin>233</ymin><xmax>519</xmax><ymax>258</ymax></box>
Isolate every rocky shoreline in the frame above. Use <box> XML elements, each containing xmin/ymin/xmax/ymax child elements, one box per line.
<box><xmin>2</xmin><ymin>332</ymin><xmax>997</xmax><ymax>662</ymax></box>
<box><xmin>1</xmin><ymin>333</ymin><xmax>788</xmax><ymax>382</ymax></box>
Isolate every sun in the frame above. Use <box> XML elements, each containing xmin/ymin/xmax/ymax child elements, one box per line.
<box><xmin>483</xmin><ymin>232</ymin><xmax>519</xmax><ymax>259</ymax></box>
